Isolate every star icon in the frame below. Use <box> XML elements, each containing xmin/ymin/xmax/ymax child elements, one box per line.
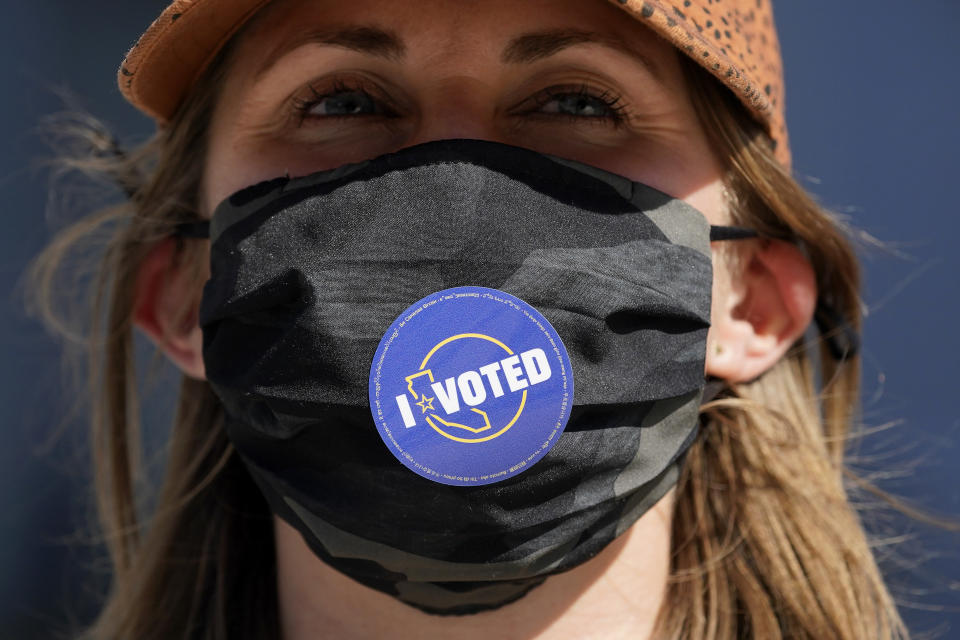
<box><xmin>415</xmin><ymin>395</ymin><xmax>435</xmax><ymax>413</ymax></box>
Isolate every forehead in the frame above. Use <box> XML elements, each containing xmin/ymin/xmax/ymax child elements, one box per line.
<box><xmin>227</xmin><ymin>0</ymin><xmax>676</xmax><ymax>73</ymax></box>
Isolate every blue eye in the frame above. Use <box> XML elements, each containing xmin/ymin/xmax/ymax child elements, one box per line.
<box><xmin>529</xmin><ymin>86</ymin><xmax>627</xmax><ymax>123</ymax></box>
<box><xmin>293</xmin><ymin>80</ymin><xmax>394</xmax><ymax>123</ymax></box>
<box><xmin>306</xmin><ymin>90</ymin><xmax>378</xmax><ymax>116</ymax></box>
<box><xmin>540</xmin><ymin>94</ymin><xmax>613</xmax><ymax>117</ymax></box>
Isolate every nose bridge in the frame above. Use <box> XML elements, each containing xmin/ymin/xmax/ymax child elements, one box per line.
<box><xmin>407</xmin><ymin>75</ymin><xmax>505</xmax><ymax>145</ymax></box>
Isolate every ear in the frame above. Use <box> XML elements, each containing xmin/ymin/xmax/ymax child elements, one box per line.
<box><xmin>133</xmin><ymin>237</ymin><xmax>206</xmax><ymax>379</ymax></box>
<box><xmin>706</xmin><ymin>240</ymin><xmax>817</xmax><ymax>382</ymax></box>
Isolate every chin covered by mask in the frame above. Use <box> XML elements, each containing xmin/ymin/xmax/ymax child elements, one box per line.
<box><xmin>194</xmin><ymin>140</ymin><xmax>733</xmax><ymax>615</ymax></box>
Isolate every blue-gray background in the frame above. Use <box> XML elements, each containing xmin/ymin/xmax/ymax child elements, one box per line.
<box><xmin>2</xmin><ymin>1</ymin><xmax>958</xmax><ymax>637</ymax></box>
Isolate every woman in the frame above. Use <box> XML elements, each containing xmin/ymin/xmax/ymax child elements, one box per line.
<box><xmin>33</xmin><ymin>0</ymin><xmax>907</xmax><ymax>638</ymax></box>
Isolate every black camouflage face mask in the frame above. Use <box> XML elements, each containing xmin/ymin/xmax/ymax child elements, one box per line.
<box><xmin>187</xmin><ymin>140</ymin><xmax>756</xmax><ymax>615</ymax></box>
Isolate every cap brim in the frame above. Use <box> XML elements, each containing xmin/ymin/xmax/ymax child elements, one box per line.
<box><xmin>119</xmin><ymin>0</ymin><xmax>271</xmax><ymax>122</ymax></box>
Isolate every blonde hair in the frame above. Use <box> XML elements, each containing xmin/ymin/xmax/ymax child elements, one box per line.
<box><xmin>650</xmin><ymin>60</ymin><xmax>908</xmax><ymax>639</ymax></box>
<box><xmin>31</xmin><ymin>45</ymin><xmax>909</xmax><ymax>639</ymax></box>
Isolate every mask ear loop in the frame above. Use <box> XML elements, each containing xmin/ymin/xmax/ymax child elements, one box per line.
<box><xmin>708</xmin><ymin>225</ymin><xmax>859</xmax><ymax>362</ymax></box>
<box><xmin>173</xmin><ymin>221</ymin><xmax>211</xmax><ymax>238</ymax></box>
<box><xmin>708</xmin><ymin>225</ymin><xmax>760</xmax><ymax>241</ymax></box>
<box><xmin>813</xmin><ymin>298</ymin><xmax>861</xmax><ymax>362</ymax></box>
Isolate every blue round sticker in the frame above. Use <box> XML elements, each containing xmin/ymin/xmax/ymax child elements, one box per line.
<box><xmin>369</xmin><ymin>287</ymin><xmax>573</xmax><ymax>486</ymax></box>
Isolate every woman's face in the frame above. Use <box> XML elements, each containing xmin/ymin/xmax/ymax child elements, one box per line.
<box><xmin>201</xmin><ymin>0</ymin><xmax>727</xmax><ymax>223</ymax></box>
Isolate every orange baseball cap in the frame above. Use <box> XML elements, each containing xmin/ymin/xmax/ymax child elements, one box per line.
<box><xmin>118</xmin><ymin>0</ymin><xmax>790</xmax><ymax>165</ymax></box>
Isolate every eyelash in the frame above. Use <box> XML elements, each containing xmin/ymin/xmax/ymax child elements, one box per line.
<box><xmin>291</xmin><ymin>78</ymin><xmax>398</xmax><ymax>124</ymax></box>
<box><xmin>289</xmin><ymin>79</ymin><xmax>630</xmax><ymax>126</ymax></box>
<box><xmin>522</xmin><ymin>84</ymin><xmax>630</xmax><ymax>125</ymax></box>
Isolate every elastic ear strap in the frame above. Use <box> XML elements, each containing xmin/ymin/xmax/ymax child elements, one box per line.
<box><xmin>174</xmin><ymin>221</ymin><xmax>211</xmax><ymax>238</ymax></box>
<box><xmin>178</xmin><ymin>225</ymin><xmax>753</xmax><ymax>242</ymax></box>
<box><xmin>700</xmin><ymin>377</ymin><xmax>728</xmax><ymax>404</ymax></box>
<box><xmin>709</xmin><ymin>226</ymin><xmax>759</xmax><ymax>241</ymax></box>
<box><xmin>814</xmin><ymin>300</ymin><xmax>860</xmax><ymax>362</ymax></box>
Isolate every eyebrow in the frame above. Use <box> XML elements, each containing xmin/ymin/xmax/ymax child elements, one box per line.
<box><xmin>256</xmin><ymin>26</ymin><xmax>406</xmax><ymax>79</ymax></box>
<box><xmin>255</xmin><ymin>26</ymin><xmax>658</xmax><ymax>82</ymax></box>
<box><xmin>502</xmin><ymin>28</ymin><xmax>660</xmax><ymax>80</ymax></box>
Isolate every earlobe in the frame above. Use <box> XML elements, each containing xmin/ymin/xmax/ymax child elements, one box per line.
<box><xmin>706</xmin><ymin>240</ymin><xmax>817</xmax><ymax>382</ymax></box>
<box><xmin>133</xmin><ymin>238</ymin><xmax>207</xmax><ymax>380</ymax></box>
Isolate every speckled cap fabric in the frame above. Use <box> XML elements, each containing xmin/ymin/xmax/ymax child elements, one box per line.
<box><xmin>118</xmin><ymin>0</ymin><xmax>790</xmax><ymax>165</ymax></box>
<box><xmin>612</xmin><ymin>0</ymin><xmax>788</xmax><ymax>165</ymax></box>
